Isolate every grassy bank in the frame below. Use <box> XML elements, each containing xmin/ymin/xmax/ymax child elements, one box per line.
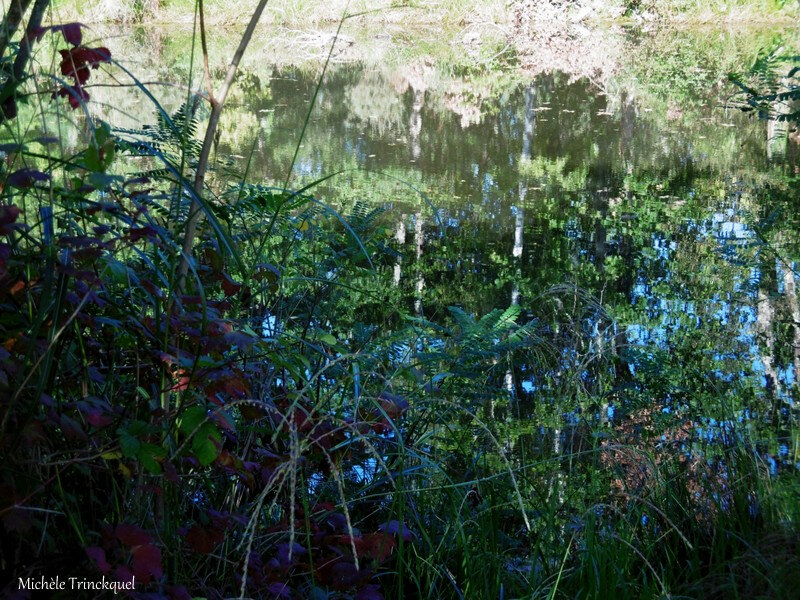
<box><xmin>53</xmin><ymin>0</ymin><xmax>798</xmax><ymax>27</ymax></box>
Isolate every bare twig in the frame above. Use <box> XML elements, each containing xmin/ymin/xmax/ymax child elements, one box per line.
<box><xmin>177</xmin><ymin>0</ymin><xmax>270</xmax><ymax>289</ymax></box>
<box><xmin>198</xmin><ymin>0</ymin><xmax>216</xmax><ymax>106</ymax></box>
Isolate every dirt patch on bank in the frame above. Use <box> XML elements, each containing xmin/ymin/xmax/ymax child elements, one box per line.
<box><xmin>509</xmin><ymin>1</ymin><xmax>628</xmax><ymax>84</ymax></box>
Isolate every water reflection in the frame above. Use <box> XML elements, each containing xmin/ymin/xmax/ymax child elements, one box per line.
<box><xmin>212</xmin><ymin>61</ymin><xmax>798</xmax><ymax>472</ymax></box>
<box><xmin>90</xmin><ymin>31</ymin><xmax>799</xmax><ymax>474</ymax></box>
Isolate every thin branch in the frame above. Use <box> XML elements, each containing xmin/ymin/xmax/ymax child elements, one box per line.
<box><xmin>177</xmin><ymin>0</ymin><xmax>270</xmax><ymax>288</ymax></box>
<box><xmin>10</xmin><ymin>0</ymin><xmax>49</xmax><ymax>85</ymax></box>
<box><xmin>0</xmin><ymin>0</ymin><xmax>33</xmax><ymax>59</ymax></box>
<box><xmin>198</xmin><ymin>0</ymin><xmax>216</xmax><ymax>106</ymax></box>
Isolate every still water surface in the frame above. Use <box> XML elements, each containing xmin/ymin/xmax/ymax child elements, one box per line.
<box><xmin>105</xmin><ymin>27</ymin><xmax>800</xmax><ymax>471</ymax></box>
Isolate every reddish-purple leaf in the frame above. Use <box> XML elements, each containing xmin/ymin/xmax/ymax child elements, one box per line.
<box><xmin>1</xmin><ymin>96</ymin><xmax>17</xmax><ymax>120</ymax></box>
<box><xmin>377</xmin><ymin>392</ymin><xmax>409</xmax><ymax>419</ymax></box>
<box><xmin>115</xmin><ymin>523</ymin><xmax>152</xmax><ymax>547</ymax></box>
<box><xmin>360</xmin><ymin>533</ymin><xmax>396</xmax><ymax>562</ymax></box>
<box><xmin>87</xmin><ymin>365</ymin><xmax>105</xmax><ymax>383</ymax></box>
<box><xmin>131</xmin><ymin>543</ymin><xmax>163</xmax><ymax>583</ymax></box>
<box><xmin>128</xmin><ymin>225</ymin><xmax>157</xmax><ymax>242</ymax></box>
<box><xmin>0</xmin><ymin>205</ymin><xmax>20</xmax><ymax>236</ymax></box>
<box><xmin>58</xmin><ymin>47</ymin><xmax>110</xmax><ymax>78</ymax></box>
<box><xmin>326</xmin><ymin>561</ymin><xmax>364</xmax><ymax>589</ymax></box>
<box><xmin>378</xmin><ymin>520</ymin><xmax>414</xmax><ymax>542</ymax></box>
<box><xmin>184</xmin><ymin>525</ymin><xmax>222</xmax><ymax>555</ymax></box>
<box><xmin>28</xmin><ymin>23</ymin><xmax>83</xmax><ymax>45</ymax></box>
<box><xmin>1</xmin><ymin>507</ymin><xmax>32</xmax><ymax>533</ymax></box>
<box><xmin>86</xmin><ymin>410</ymin><xmax>112</xmax><ymax>428</ymax></box>
<box><xmin>56</xmin><ymin>84</ymin><xmax>90</xmax><ymax>109</ymax></box>
<box><xmin>114</xmin><ymin>565</ymin><xmax>134</xmax><ymax>585</ymax></box>
<box><xmin>85</xmin><ymin>546</ymin><xmax>111</xmax><ymax>573</ymax></box>
<box><xmin>165</xmin><ymin>585</ymin><xmax>192</xmax><ymax>600</ymax></box>
<box><xmin>60</xmin><ymin>23</ymin><xmax>82</xmax><ymax>46</ymax></box>
<box><xmin>219</xmin><ymin>272</ymin><xmax>242</xmax><ymax>297</ymax></box>
<box><xmin>58</xmin><ymin>414</ymin><xmax>87</xmax><ymax>441</ymax></box>
<box><xmin>163</xmin><ymin>461</ymin><xmax>180</xmax><ymax>485</ymax></box>
<box><xmin>29</xmin><ymin>26</ymin><xmax>49</xmax><ymax>43</ymax></box>
<box><xmin>326</xmin><ymin>512</ymin><xmax>348</xmax><ymax>532</ymax></box>
<box><xmin>7</xmin><ymin>169</ymin><xmax>49</xmax><ymax>189</ymax></box>
<box><xmin>276</xmin><ymin>542</ymin><xmax>306</xmax><ymax>566</ymax></box>
<box><xmin>356</xmin><ymin>584</ymin><xmax>384</xmax><ymax>600</ymax></box>
<box><xmin>266</xmin><ymin>582</ymin><xmax>291</xmax><ymax>599</ymax></box>
<box><xmin>224</xmin><ymin>330</ymin><xmax>257</xmax><ymax>349</ymax></box>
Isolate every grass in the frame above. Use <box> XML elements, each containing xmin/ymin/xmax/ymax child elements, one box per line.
<box><xmin>57</xmin><ymin>0</ymin><xmax>512</xmax><ymax>26</ymax></box>
<box><xmin>53</xmin><ymin>0</ymin><xmax>800</xmax><ymax>26</ymax></box>
<box><xmin>1</xmin><ymin>3</ymin><xmax>799</xmax><ymax>600</ymax></box>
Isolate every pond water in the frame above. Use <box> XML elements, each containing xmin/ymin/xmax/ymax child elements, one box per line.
<box><xmin>97</xmin><ymin>26</ymin><xmax>800</xmax><ymax>471</ymax></box>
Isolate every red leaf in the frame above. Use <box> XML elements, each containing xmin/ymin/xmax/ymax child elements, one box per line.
<box><xmin>75</xmin><ymin>46</ymin><xmax>111</xmax><ymax>64</ymax></box>
<box><xmin>58</xmin><ymin>47</ymin><xmax>110</xmax><ymax>78</ymax></box>
<box><xmin>86</xmin><ymin>410</ymin><xmax>112</xmax><ymax>428</ymax></box>
<box><xmin>115</xmin><ymin>523</ymin><xmax>152</xmax><ymax>547</ymax></box>
<box><xmin>56</xmin><ymin>85</ymin><xmax>90</xmax><ymax>109</ymax></box>
<box><xmin>131</xmin><ymin>543</ymin><xmax>163</xmax><ymax>583</ymax></box>
<box><xmin>377</xmin><ymin>392</ymin><xmax>409</xmax><ymax>420</ymax></box>
<box><xmin>184</xmin><ymin>524</ymin><xmax>224</xmax><ymax>555</ymax></box>
<box><xmin>115</xmin><ymin>565</ymin><xmax>134</xmax><ymax>585</ymax></box>
<box><xmin>60</xmin><ymin>23</ymin><xmax>83</xmax><ymax>46</ymax></box>
<box><xmin>163</xmin><ymin>461</ymin><xmax>180</xmax><ymax>485</ymax></box>
<box><xmin>6</xmin><ymin>169</ymin><xmax>49</xmax><ymax>189</ymax></box>
<box><xmin>0</xmin><ymin>205</ymin><xmax>20</xmax><ymax>236</ymax></box>
<box><xmin>85</xmin><ymin>546</ymin><xmax>111</xmax><ymax>573</ymax></box>
<box><xmin>360</xmin><ymin>533</ymin><xmax>396</xmax><ymax>562</ymax></box>
<box><xmin>219</xmin><ymin>272</ymin><xmax>241</xmax><ymax>297</ymax></box>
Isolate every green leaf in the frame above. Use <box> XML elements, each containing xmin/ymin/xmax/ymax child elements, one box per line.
<box><xmin>178</xmin><ymin>406</ymin><xmax>207</xmax><ymax>435</ymax></box>
<box><xmin>316</xmin><ymin>331</ymin><xmax>338</xmax><ymax>346</ymax></box>
<box><xmin>192</xmin><ymin>423</ymin><xmax>222</xmax><ymax>466</ymax></box>
<box><xmin>87</xmin><ymin>172</ymin><xmax>123</xmax><ymax>188</ymax></box>
<box><xmin>103</xmin><ymin>257</ymin><xmax>132</xmax><ymax>285</ymax></box>
<box><xmin>118</xmin><ymin>430</ymin><xmax>141</xmax><ymax>459</ymax></box>
<box><xmin>138</xmin><ymin>443</ymin><xmax>166</xmax><ymax>474</ymax></box>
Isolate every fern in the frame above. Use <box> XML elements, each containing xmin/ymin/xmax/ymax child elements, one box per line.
<box><xmin>729</xmin><ymin>45</ymin><xmax>800</xmax><ymax>122</ymax></box>
<box><xmin>115</xmin><ymin>100</ymin><xmax>203</xmax><ymax>174</ymax></box>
